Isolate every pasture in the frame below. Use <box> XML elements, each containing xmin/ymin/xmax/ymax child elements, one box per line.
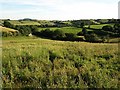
<box><xmin>88</xmin><ymin>24</ymin><xmax>114</xmax><ymax>29</ymax></box>
<box><xmin>9</xmin><ymin>20</ymin><xmax>40</xmax><ymax>25</ymax></box>
<box><xmin>0</xmin><ymin>26</ymin><xmax>17</xmax><ymax>32</ymax></box>
<box><xmin>38</xmin><ymin>27</ymin><xmax>93</xmax><ymax>34</ymax></box>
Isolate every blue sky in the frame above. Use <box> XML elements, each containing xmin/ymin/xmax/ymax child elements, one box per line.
<box><xmin>0</xmin><ymin>0</ymin><xmax>119</xmax><ymax>20</ymax></box>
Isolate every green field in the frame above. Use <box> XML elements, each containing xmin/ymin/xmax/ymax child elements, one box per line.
<box><xmin>9</xmin><ymin>20</ymin><xmax>40</xmax><ymax>25</ymax></box>
<box><xmin>38</xmin><ymin>27</ymin><xmax>93</xmax><ymax>34</ymax></box>
<box><xmin>87</xmin><ymin>24</ymin><xmax>114</xmax><ymax>29</ymax></box>
<box><xmin>2</xmin><ymin>36</ymin><xmax>119</xmax><ymax>88</ymax></box>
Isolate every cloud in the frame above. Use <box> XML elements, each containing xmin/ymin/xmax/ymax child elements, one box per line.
<box><xmin>0</xmin><ymin>0</ymin><xmax>61</xmax><ymax>6</ymax></box>
<box><xmin>0</xmin><ymin>0</ymin><xmax>118</xmax><ymax>20</ymax></box>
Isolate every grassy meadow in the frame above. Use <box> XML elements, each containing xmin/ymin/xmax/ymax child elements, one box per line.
<box><xmin>38</xmin><ymin>27</ymin><xmax>83</xmax><ymax>34</ymax></box>
<box><xmin>2</xmin><ymin>36</ymin><xmax>119</xmax><ymax>88</ymax></box>
<box><xmin>87</xmin><ymin>24</ymin><xmax>114</xmax><ymax>29</ymax></box>
<box><xmin>8</xmin><ymin>20</ymin><xmax>40</xmax><ymax>25</ymax></box>
<box><xmin>0</xmin><ymin>26</ymin><xmax>17</xmax><ymax>32</ymax></box>
<box><xmin>1</xmin><ymin>19</ymin><xmax>120</xmax><ymax>88</ymax></box>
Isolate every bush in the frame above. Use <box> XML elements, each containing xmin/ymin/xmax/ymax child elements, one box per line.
<box><xmin>82</xmin><ymin>27</ymin><xmax>87</xmax><ymax>35</ymax></box>
<box><xmin>102</xmin><ymin>25</ymin><xmax>113</xmax><ymax>32</ymax></box>
<box><xmin>3</xmin><ymin>20</ymin><xmax>13</xmax><ymax>28</ymax></box>
<box><xmin>65</xmin><ymin>33</ymin><xmax>77</xmax><ymax>41</ymax></box>
<box><xmin>40</xmin><ymin>29</ymin><xmax>53</xmax><ymax>38</ymax></box>
<box><xmin>14</xmin><ymin>25</ymin><xmax>32</xmax><ymax>36</ymax></box>
<box><xmin>114</xmin><ymin>24</ymin><xmax>120</xmax><ymax>35</ymax></box>
<box><xmin>52</xmin><ymin>29</ymin><xmax>65</xmax><ymax>40</ymax></box>
<box><xmin>2</xmin><ymin>31</ymin><xmax>20</xmax><ymax>37</ymax></box>
<box><xmin>77</xmin><ymin>32</ymin><xmax>83</xmax><ymax>36</ymax></box>
<box><xmin>84</xmin><ymin>33</ymin><xmax>102</xmax><ymax>42</ymax></box>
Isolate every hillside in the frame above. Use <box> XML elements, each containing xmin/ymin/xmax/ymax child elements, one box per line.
<box><xmin>0</xmin><ymin>26</ymin><xmax>17</xmax><ymax>32</ymax></box>
<box><xmin>2</xmin><ymin>36</ymin><xmax>119</xmax><ymax>88</ymax></box>
<box><xmin>0</xmin><ymin>26</ymin><xmax>19</xmax><ymax>37</ymax></box>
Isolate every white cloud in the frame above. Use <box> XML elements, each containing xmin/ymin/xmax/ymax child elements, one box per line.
<box><xmin>0</xmin><ymin>0</ymin><xmax>118</xmax><ymax>20</ymax></box>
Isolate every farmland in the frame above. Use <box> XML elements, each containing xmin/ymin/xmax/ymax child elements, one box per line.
<box><xmin>8</xmin><ymin>20</ymin><xmax>40</xmax><ymax>25</ymax></box>
<box><xmin>85</xmin><ymin>24</ymin><xmax>114</xmax><ymax>29</ymax></box>
<box><xmin>38</xmin><ymin>27</ymin><xmax>83</xmax><ymax>34</ymax></box>
<box><xmin>1</xmin><ymin>19</ymin><xmax>120</xmax><ymax>88</ymax></box>
<box><xmin>0</xmin><ymin>26</ymin><xmax>17</xmax><ymax>32</ymax></box>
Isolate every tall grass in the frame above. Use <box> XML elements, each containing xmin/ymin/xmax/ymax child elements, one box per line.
<box><xmin>2</xmin><ymin>37</ymin><xmax>119</xmax><ymax>88</ymax></box>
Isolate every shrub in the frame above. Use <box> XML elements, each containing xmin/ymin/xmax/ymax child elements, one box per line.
<box><xmin>77</xmin><ymin>31</ymin><xmax>83</xmax><ymax>36</ymax></box>
<box><xmin>65</xmin><ymin>33</ymin><xmax>77</xmax><ymax>41</ymax></box>
<box><xmin>2</xmin><ymin>31</ymin><xmax>20</xmax><ymax>37</ymax></box>
<box><xmin>52</xmin><ymin>29</ymin><xmax>65</xmax><ymax>40</ymax></box>
<box><xmin>114</xmin><ymin>24</ymin><xmax>120</xmax><ymax>35</ymax></box>
<box><xmin>84</xmin><ymin>33</ymin><xmax>102</xmax><ymax>42</ymax></box>
<box><xmin>40</xmin><ymin>29</ymin><xmax>53</xmax><ymax>38</ymax></box>
<box><xmin>102</xmin><ymin>25</ymin><xmax>113</xmax><ymax>32</ymax></box>
<box><xmin>82</xmin><ymin>27</ymin><xmax>87</xmax><ymax>35</ymax></box>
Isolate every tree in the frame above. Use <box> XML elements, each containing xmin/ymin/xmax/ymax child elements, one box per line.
<box><xmin>80</xmin><ymin>22</ymin><xmax>85</xmax><ymax>28</ymax></box>
<box><xmin>40</xmin><ymin>29</ymin><xmax>53</xmax><ymax>38</ymax></box>
<box><xmin>65</xmin><ymin>33</ymin><xmax>77</xmax><ymax>41</ymax></box>
<box><xmin>30</xmin><ymin>25</ymin><xmax>38</xmax><ymax>33</ymax></box>
<box><xmin>71</xmin><ymin>20</ymin><xmax>81</xmax><ymax>27</ymax></box>
<box><xmin>53</xmin><ymin>29</ymin><xmax>65</xmax><ymax>39</ymax></box>
<box><xmin>3</xmin><ymin>20</ymin><xmax>13</xmax><ymax>28</ymax></box>
<box><xmin>82</xmin><ymin>27</ymin><xmax>87</xmax><ymax>35</ymax></box>
<box><xmin>77</xmin><ymin>32</ymin><xmax>83</xmax><ymax>36</ymax></box>
<box><xmin>84</xmin><ymin>33</ymin><xmax>101</xmax><ymax>42</ymax></box>
<box><xmin>102</xmin><ymin>25</ymin><xmax>113</xmax><ymax>32</ymax></box>
<box><xmin>114</xmin><ymin>24</ymin><xmax>120</xmax><ymax>34</ymax></box>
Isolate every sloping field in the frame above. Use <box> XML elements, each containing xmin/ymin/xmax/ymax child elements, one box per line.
<box><xmin>9</xmin><ymin>20</ymin><xmax>40</xmax><ymax>25</ymax></box>
<box><xmin>0</xmin><ymin>26</ymin><xmax>17</xmax><ymax>32</ymax></box>
<box><xmin>2</xmin><ymin>36</ymin><xmax>119</xmax><ymax>88</ymax></box>
<box><xmin>89</xmin><ymin>24</ymin><xmax>114</xmax><ymax>29</ymax></box>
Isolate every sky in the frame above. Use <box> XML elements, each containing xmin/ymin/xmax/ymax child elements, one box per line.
<box><xmin>0</xmin><ymin>0</ymin><xmax>119</xmax><ymax>20</ymax></box>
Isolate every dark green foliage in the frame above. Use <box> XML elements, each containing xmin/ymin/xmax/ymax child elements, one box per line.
<box><xmin>114</xmin><ymin>24</ymin><xmax>120</xmax><ymax>35</ymax></box>
<box><xmin>82</xmin><ymin>27</ymin><xmax>87</xmax><ymax>35</ymax></box>
<box><xmin>71</xmin><ymin>20</ymin><xmax>94</xmax><ymax>28</ymax></box>
<box><xmin>40</xmin><ymin>29</ymin><xmax>53</xmax><ymax>38</ymax></box>
<box><xmin>52</xmin><ymin>29</ymin><xmax>65</xmax><ymax>40</ymax></box>
<box><xmin>95</xmin><ymin>54</ymin><xmax>113</xmax><ymax>60</ymax></box>
<box><xmin>80</xmin><ymin>22</ymin><xmax>85</xmax><ymax>28</ymax></box>
<box><xmin>77</xmin><ymin>31</ymin><xmax>83</xmax><ymax>36</ymax></box>
<box><xmin>3</xmin><ymin>20</ymin><xmax>14</xmax><ymax>28</ymax></box>
<box><xmin>102</xmin><ymin>25</ymin><xmax>113</xmax><ymax>32</ymax></box>
<box><xmin>65</xmin><ymin>33</ymin><xmax>77</xmax><ymax>41</ymax></box>
<box><xmin>84</xmin><ymin>33</ymin><xmax>102</xmax><ymax>42</ymax></box>
<box><xmin>30</xmin><ymin>25</ymin><xmax>38</xmax><ymax>33</ymax></box>
<box><xmin>14</xmin><ymin>25</ymin><xmax>37</xmax><ymax>36</ymax></box>
<box><xmin>49</xmin><ymin>51</ymin><xmax>59</xmax><ymax>63</ymax></box>
<box><xmin>2</xmin><ymin>31</ymin><xmax>20</xmax><ymax>37</ymax></box>
<box><xmin>36</xmin><ymin>29</ymin><xmax>79</xmax><ymax>41</ymax></box>
<box><xmin>71</xmin><ymin>20</ymin><xmax>81</xmax><ymax>27</ymax></box>
<box><xmin>54</xmin><ymin>21</ymin><xmax>67</xmax><ymax>27</ymax></box>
